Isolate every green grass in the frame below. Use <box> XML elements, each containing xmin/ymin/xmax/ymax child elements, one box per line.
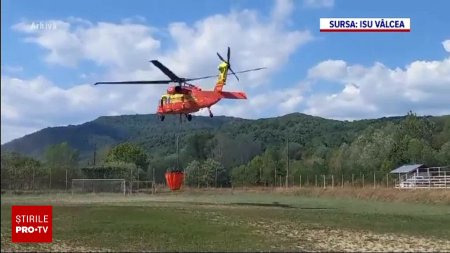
<box><xmin>1</xmin><ymin>191</ymin><xmax>450</xmax><ymax>251</ymax></box>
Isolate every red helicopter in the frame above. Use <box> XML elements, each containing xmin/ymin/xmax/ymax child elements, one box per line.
<box><xmin>94</xmin><ymin>47</ymin><xmax>265</xmax><ymax>121</ymax></box>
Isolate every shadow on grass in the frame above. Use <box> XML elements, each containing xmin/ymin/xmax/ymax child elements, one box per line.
<box><xmin>230</xmin><ymin>202</ymin><xmax>336</xmax><ymax>210</ymax></box>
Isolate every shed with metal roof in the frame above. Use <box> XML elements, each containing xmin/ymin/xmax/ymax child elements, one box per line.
<box><xmin>390</xmin><ymin>164</ymin><xmax>427</xmax><ymax>174</ymax></box>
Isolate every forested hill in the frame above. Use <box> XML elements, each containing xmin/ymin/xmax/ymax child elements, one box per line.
<box><xmin>2</xmin><ymin>114</ymin><xmax>245</xmax><ymax>160</ymax></box>
<box><xmin>2</xmin><ymin>113</ymin><xmax>450</xmax><ymax>170</ymax></box>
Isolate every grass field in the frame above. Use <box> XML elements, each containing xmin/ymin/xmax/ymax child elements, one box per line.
<box><xmin>1</xmin><ymin>189</ymin><xmax>450</xmax><ymax>252</ymax></box>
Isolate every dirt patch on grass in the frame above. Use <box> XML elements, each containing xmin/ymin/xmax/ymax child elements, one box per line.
<box><xmin>206</xmin><ymin>212</ymin><xmax>450</xmax><ymax>252</ymax></box>
<box><xmin>1</xmin><ymin>232</ymin><xmax>109</xmax><ymax>252</ymax></box>
<box><xmin>247</xmin><ymin>220</ymin><xmax>450</xmax><ymax>252</ymax></box>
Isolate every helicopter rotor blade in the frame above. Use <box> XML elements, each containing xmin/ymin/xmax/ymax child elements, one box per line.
<box><xmin>94</xmin><ymin>80</ymin><xmax>172</xmax><ymax>85</ymax></box>
<box><xmin>184</xmin><ymin>67</ymin><xmax>266</xmax><ymax>82</ymax></box>
<box><xmin>216</xmin><ymin>52</ymin><xmax>227</xmax><ymax>63</ymax></box>
<box><xmin>227</xmin><ymin>46</ymin><xmax>230</xmax><ymax>62</ymax></box>
<box><xmin>233</xmin><ymin>67</ymin><xmax>266</xmax><ymax>74</ymax></box>
<box><xmin>185</xmin><ymin>75</ymin><xmax>219</xmax><ymax>82</ymax></box>
<box><xmin>150</xmin><ymin>60</ymin><xmax>182</xmax><ymax>82</ymax></box>
<box><xmin>228</xmin><ymin>66</ymin><xmax>239</xmax><ymax>82</ymax></box>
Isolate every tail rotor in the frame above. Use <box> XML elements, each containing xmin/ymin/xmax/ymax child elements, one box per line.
<box><xmin>217</xmin><ymin>47</ymin><xmax>239</xmax><ymax>81</ymax></box>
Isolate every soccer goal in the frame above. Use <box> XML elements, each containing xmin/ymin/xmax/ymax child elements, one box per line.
<box><xmin>71</xmin><ymin>179</ymin><xmax>126</xmax><ymax>195</ymax></box>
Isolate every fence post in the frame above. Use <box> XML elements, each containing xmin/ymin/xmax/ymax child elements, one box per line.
<box><xmin>332</xmin><ymin>175</ymin><xmax>334</xmax><ymax>189</ymax></box>
<box><xmin>352</xmin><ymin>174</ymin><xmax>354</xmax><ymax>187</ymax></box>
<box><xmin>152</xmin><ymin>166</ymin><xmax>155</xmax><ymax>195</ymax></box>
<box><xmin>130</xmin><ymin>167</ymin><xmax>133</xmax><ymax>194</ymax></box>
<box><xmin>362</xmin><ymin>174</ymin><xmax>365</xmax><ymax>188</ymax></box>
<box><xmin>386</xmin><ymin>173</ymin><xmax>389</xmax><ymax>188</ymax></box>
<box><xmin>299</xmin><ymin>175</ymin><xmax>302</xmax><ymax>188</ymax></box>
<box><xmin>373</xmin><ymin>172</ymin><xmax>376</xmax><ymax>189</ymax></box>
<box><xmin>32</xmin><ymin>166</ymin><xmax>36</xmax><ymax>191</ymax></box>
<box><xmin>315</xmin><ymin>175</ymin><xmax>317</xmax><ymax>187</ymax></box>
<box><xmin>341</xmin><ymin>174</ymin><xmax>344</xmax><ymax>188</ymax></box>
<box><xmin>323</xmin><ymin>175</ymin><xmax>326</xmax><ymax>189</ymax></box>
<box><xmin>66</xmin><ymin>169</ymin><xmax>68</xmax><ymax>192</ymax></box>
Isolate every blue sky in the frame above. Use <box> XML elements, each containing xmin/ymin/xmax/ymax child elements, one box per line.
<box><xmin>1</xmin><ymin>0</ymin><xmax>450</xmax><ymax>143</ymax></box>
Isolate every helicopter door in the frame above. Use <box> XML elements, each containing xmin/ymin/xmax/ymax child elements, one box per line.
<box><xmin>167</xmin><ymin>95</ymin><xmax>174</xmax><ymax>111</ymax></box>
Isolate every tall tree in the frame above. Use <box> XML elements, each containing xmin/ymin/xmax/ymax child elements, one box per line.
<box><xmin>106</xmin><ymin>143</ymin><xmax>148</xmax><ymax>169</ymax></box>
<box><xmin>45</xmin><ymin>142</ymin><xmax>79</xmax><ymax>189</ymax></box>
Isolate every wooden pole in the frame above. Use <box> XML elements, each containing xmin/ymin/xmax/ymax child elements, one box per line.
<box><xmin>49</xmin><ymin>167</ymin><xmax>52</xmax><ymax>190</ymax></box>
<box><xmin>315</xmin><ymin>175</ymin><xmax>317</xmax><ymax>187</ymax></box>
<box><xmin>286</xmin><ymin>137</ymin><xmax>289</xmax><ymax>188</ymax></box>
<box><xmin>386</xmin><ymin>173</ymin><xmax>389</xmax><ymax>188</ymax></box>
<box><xmin>373</xmin><ymin>172</ymin><xmax>376</xmax><ymax>189</ymax></box>
<box><xmin>137</xmin><ymin>167</ymin><xmax>140</xmax><ymax>191</ymax></box>
<box><xmin>332</xmin><ymin>175</ymin><xmax>334</xmax><ymax>189</ymax></box>
<box><xmin>352</xmin><ymin>174</ymin><xmax>354</xmax><ymax>187</ymax></box>
<box><xmin>341</xmin><ymin>174</ymin><xmax>344</xmax><ymax>188</ymax></box>
<box><xmin>362</xmin><ymin>174</ymin><xmax>365</xmax><ymax>188</ymax></box>
<box><xmin>32</xmin><ymin>166</ymin><xmax>36</xmax><ymax>191</ymax></box>
<box><xmin>259</xmin><ymin>166</ymin><xmax>262</xmax><ymax>185</ymax></box>
<box><xmin>274</xmin><ymin>166</ymin><xmax>277</xmax><ymax>187</ymax></box>
<box><xmin>152</xmin><ymin>166</ymin><xmax>155</xmax><ymax>195</ymax></box>
<box><xmin>299</xmin><ymin>175</ymin><xmax>302</xmax><ymax>188</ymax></box>
<box><xmin>323</xmin><ymin>175</ymin><xmax>326</xmax><ymax>188</ymax></box>
<box><xmin>130</xmin><ymin>167</ymin><xmax>133</xmax><ymax>194</ymax></box>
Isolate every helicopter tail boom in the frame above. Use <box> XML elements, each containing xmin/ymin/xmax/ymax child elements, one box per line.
<box><xmin>219</xmin><ymin>91</ymin><xmax>247</xmax><ymax>99</ymax></box>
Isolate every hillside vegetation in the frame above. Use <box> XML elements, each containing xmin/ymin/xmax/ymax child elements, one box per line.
<box><xmin>2</xmin><ymin>111</ymin><xmax>449</xmax><ymax>188</ymax></box>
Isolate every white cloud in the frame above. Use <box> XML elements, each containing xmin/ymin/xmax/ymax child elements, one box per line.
<box><xmin>443</xmin><ymin>40</ymin><xmax>450</xmax><ymax>53</ymax></box>
<box><xmin>271</xmin><ymin>0</ymin><xmax>295</xmax><ymax>24</ymax></box>
<box><xmin>303</xmin><ymin>0</ymin><xmax>334</xmax><ymax>8</ymax></box>
<box><xmin>13</xmin><ymin>20</ymin><xmax>161</xmax><ymax>68</ymax></box>
<box><xmin>1</xmin><ymin>75</ymin><xmax>166</xmax><ymax>143</ymax></box>
<box><xmin>3</xmin><ymin>2</ymin><xmax>312</xmax><ymax>143</ymax></box>
<box><xmin>1</xmin><ymin>65</ymin><xmax>23</xmax><ymax>73</ymax></box>
<box><xmin>303</xmin><ymin>41</ymin><xmax>450</xmax><ymax>119</ymax></box>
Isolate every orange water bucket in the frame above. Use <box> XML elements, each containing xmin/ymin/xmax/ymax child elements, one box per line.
<box><xmin>165</xmin><ymin>171</ymin><xmax>184</xmax><ymax>190</ymax></box>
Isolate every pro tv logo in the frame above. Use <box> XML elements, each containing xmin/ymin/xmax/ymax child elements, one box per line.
<box><xmin>12</xmin><ymin>206</ymin><xmax>53</xmax><ymax>243</ymax></box>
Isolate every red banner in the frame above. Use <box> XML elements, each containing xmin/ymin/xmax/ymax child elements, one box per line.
<box><xmin>12</xmin><ymin>205</ymin><xmax>53</xmax><ymax>243</ymax></box>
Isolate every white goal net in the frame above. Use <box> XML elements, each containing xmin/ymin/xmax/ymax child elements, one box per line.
<box><xmin>71</xmin><ymin>179</ymin><xmax>126</xmax><ymax>195</ymax></box>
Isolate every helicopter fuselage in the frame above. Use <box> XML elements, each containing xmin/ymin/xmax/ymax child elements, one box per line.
<box><xmin>157</xmin><ymin>84</ymin><xmax>246</xmax><ymax>115</ymax></box>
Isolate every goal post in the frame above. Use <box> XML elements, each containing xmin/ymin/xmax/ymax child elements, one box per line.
<box><xmin>71</xmin><ymin>179</ymin><xmax>126</xmax><ymax>195</ymax></box>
